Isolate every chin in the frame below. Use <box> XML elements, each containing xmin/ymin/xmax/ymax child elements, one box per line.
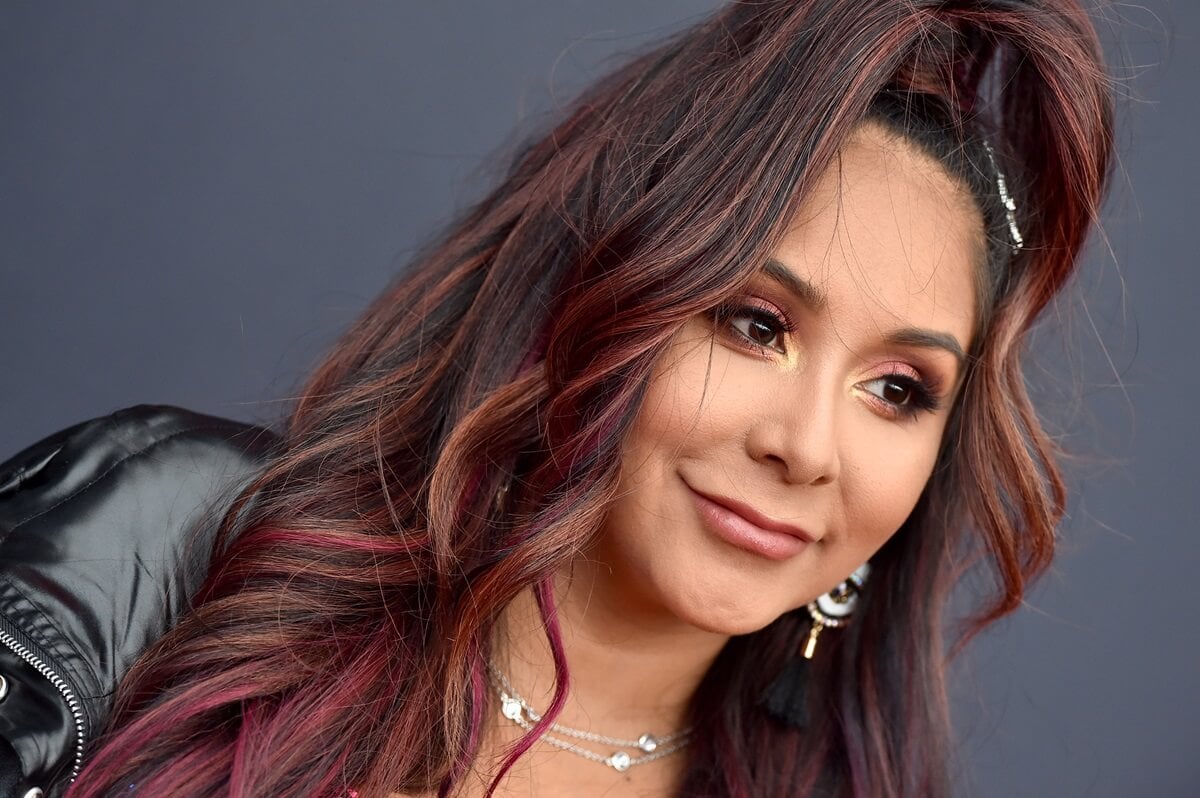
<box><xmin>678</xmin><ymin>604</ymin><xmax>789</xmax><ymax>638</ymax></box>
<box><xmin>661</xmin><ymin>578</ymin><xmax>796</xmax><ymax>637</ymax></box>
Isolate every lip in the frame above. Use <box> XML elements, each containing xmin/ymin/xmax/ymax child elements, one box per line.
<box><xmin>686</xmin><ymin>483</ymin><xmax>816</xmax><ymax>561</ymax></box>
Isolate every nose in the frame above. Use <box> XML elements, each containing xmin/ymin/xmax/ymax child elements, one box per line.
<box><xmin>744</xmin><ymin>369</ymin><xmax>842</xmax><ymax>486</ymax></box>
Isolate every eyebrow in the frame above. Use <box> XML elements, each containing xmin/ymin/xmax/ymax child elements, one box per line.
<box><xmin>759</xmin><ymin>258</ymin><xmax>968</xmax><ymax>368</ymax></box>
<box><xmin>763</xmin><ymin>258</ymin><xmax>827</xmax><ymax>311</ymax></box>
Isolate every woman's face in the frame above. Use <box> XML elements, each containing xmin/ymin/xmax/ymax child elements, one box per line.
<box><xmin>590</xmin><ymin>122</ymin><xmax>984</xmax><ymax>635</ymax></box>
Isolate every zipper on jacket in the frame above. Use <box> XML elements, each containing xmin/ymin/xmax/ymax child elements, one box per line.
<box><xmin>0</xmin><ymin>615</ymin><xmax>86</xmax><ymax>785</ymax></box>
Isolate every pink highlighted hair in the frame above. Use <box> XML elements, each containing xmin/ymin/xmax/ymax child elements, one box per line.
<box><xmin>67</xmin><ymin>1</ymin><xmax>1113</xmax><ymax>796</ymax></box>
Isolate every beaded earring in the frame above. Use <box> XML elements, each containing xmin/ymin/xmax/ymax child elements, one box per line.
<box><xmin>760</xmin><ymin>562</ymin><xmax>871</xmax><ymax>728</ymax></box>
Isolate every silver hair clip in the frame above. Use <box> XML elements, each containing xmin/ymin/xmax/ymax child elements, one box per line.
<box><xmin>981</xmin><ymin>140</ymin><xmax>1024</xmax><ymax>254</ymax></box>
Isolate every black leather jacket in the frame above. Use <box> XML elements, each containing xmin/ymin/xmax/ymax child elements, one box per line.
<box><xmin>0</xmin><ymin>405</ymin><xmax>277</xmax><ymax>797</ymax></box>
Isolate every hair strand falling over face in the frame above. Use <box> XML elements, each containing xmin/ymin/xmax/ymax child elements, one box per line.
<box><xmin>67</xmin><ymin>2</ymin><xmax>1113</xmax><ymax>797</ymax></box>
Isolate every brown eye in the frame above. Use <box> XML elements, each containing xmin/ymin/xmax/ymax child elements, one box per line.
<box><xmin>728</xmin><ymin>308</ymin><xmax>787</xmax><ymax>352</ymax></box>
<box><xmin>880</xmin><ymin>379</ymin><xmax>912</xmax><ymax>405</ymax></box>
<box><xmin>744</xmin><ymin>318</ymin><xmax>777</xmax><ymax>346</ymax></box>
<box><xmin>859</xmin><ymin>374</ymin><xmax>941</xmax><ymax>421</ymax></box>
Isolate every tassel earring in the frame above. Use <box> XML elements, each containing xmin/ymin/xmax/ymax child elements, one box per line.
<box><xmin>760</xmin><ymin>562</ymin><xmax>870</xmax><ymax>728</ymax></box>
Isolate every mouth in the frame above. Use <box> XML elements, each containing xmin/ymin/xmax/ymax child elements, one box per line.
<box><xmin>685</xmin><ymin>483</ymin><xmax>816</xmax><ymax>561</ymax></box>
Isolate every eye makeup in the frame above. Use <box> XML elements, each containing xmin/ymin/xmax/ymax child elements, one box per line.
<box><xmin>710</xmin><ymin>296</ymin><xmax>796</xmax><ymax>354</ymax></box>
<box><xmin>855</xmin><ymin>361</ymin><xmax>945</xmax><ymax>421</ymax></box>
<box><xmin>708</xmin><ymin>293</ymin><xmax>950</xmax><ymax>421</ymax></box>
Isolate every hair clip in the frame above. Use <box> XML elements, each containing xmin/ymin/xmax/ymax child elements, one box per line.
<box><xmin>980</xmin><ymin>140</ymin><xmax>1024</xmax><ymax>254</ymax></box>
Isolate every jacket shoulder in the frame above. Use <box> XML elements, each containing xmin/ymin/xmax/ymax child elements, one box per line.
<box><xmin>0</xmin><ymin>404</ymin><xmax>280</xmax><ymax>794</ymax></box>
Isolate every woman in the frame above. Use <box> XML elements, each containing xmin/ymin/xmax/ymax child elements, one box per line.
<box><xmin>50</xmin><ymin>0</ymin><xmax>1113</xmax><ymax>795</ymax></box>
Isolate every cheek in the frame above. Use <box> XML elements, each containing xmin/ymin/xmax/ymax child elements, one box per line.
<box><xmin>623</xmin><ymin>327</ymin><xmax>738</xmax><ymax>466</ymax></box>
<box><xmin>841</xmin><ymin>423</ymin><xmax>944</xmax><ymax>549</ymax></box>
<box><xmin>603</xmin><ymin>328</ymin><xmax>743</xmax><ymax>554</ymax></box>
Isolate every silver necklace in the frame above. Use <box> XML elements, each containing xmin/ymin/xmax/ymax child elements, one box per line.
<box><xmin>487</xmin><ymin>663</ymin><xmax>694</xmax><ymax>773</ymax></box>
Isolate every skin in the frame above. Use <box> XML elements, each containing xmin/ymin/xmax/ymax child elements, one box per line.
<box><xmin>593</xmin><ymin>120</ymin><xmax>982</xmax><ymax>638</ymax></box>
<box><xmin>439</xmin><ymin>121</ymin><xmax>985</xmax><ymax>798</ymax></box>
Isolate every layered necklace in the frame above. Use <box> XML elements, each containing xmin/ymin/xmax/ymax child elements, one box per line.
<box><xmin>487</xmin><ymin>663</ymin><xmax>694</xmax><ymax>772</ymax></box>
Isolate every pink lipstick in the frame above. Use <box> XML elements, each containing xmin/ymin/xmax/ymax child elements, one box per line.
<box><xmin>687</xmin><ymin>485</ymin><xmax>815</xmax><ymax>561</ymax></box>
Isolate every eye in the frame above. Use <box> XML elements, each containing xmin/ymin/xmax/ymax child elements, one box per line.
<box><xmin>732</xmin><ymin>313</ymin><xmax>783</xmax><ymax>349</ymax></box>
<box><xmin>864</xmin><ymin>377</ymin><xmax>915</xmax><ymax>405</ymax></box>
<box><xmin>859</xmin><ymin>374</ymin><xmax>941</xmax><ymax>420</ymax></box>
<box><xmin>713</xmin><ymin>302</ymin><xmax>794</xmax><ymax>354</ymax></box>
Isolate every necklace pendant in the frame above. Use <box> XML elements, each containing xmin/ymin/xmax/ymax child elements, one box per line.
<box><xmin>500</xmin><ymin>693</ymin><xmax>524</xmax><ymax>722</ymax></box>
<box><xmin>608</xmin><ymin>751</ymin><xmax>632</xmax><ymax>772</ymax></box>
<box><xmin>637</xmin><ymin>733</ymin><xmax>658</xmax><ymax>753</ymax></box>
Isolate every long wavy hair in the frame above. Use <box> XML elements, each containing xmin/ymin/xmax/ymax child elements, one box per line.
<box><xmin>66</xmin><ymin>1</ymin><xmax>1113</xmax><ymax>796</ymax></box>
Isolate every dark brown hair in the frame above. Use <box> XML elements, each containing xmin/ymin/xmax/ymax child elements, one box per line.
<box><xmin>67</xmin><ymin>2</ymin><xmax>1113</xmax><ymax>796</ymax></box>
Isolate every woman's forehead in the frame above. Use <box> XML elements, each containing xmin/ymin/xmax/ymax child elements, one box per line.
<box><xmin>770</xmin><ymin>124</ymin><xmax>982</xmax><ymax>351</ymax></box>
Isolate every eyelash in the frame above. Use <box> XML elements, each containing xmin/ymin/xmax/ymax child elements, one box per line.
<box><xmin>710</xmin><ymin>301</ymin><xmax>943</xmax><ymax>421</ymax></box>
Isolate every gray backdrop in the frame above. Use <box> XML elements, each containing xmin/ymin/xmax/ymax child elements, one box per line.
<box><xmin>1</xmin><ymin>3</ymin><xmax>1195</xmax><ymax>795</ymax></box>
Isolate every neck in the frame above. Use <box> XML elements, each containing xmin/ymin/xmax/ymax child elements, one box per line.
<box><xmin>492</xmin><ymin>558</ymin><xmax>730</xmax><ymax>736</ymax></box>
